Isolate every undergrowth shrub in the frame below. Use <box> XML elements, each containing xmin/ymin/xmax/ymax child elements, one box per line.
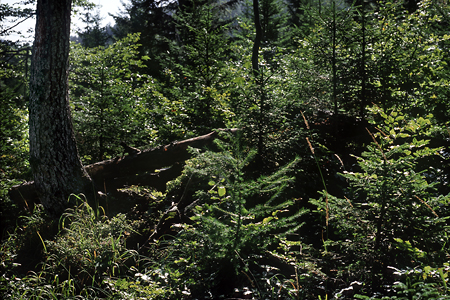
<box><xmin>44</xmin><ymin>197</ymin><xmax>138</xmax><ymax>287</ymax></box>
<box><xmin>154</xmin><ymin>133</ymin><xmax>315</xmax><ymax>298</ymax></box>
<box><xmin>353</xmin><ymin>265</ymin><xmax>450</xmax><ymax>299</ymax></box>
<box><xmin>1</xmin><ymin>196</ymin><xmax>142</xmax><ymax>299</ymax></box>
<box><xmin>1</xmin><ymin>204</ymin><xmax>57</xmax><ymax>276</ymax></box>
<box><xmin>311</xmin><ymin>106</ymin><xmax>450</xmax><ymax>296</ymax></box>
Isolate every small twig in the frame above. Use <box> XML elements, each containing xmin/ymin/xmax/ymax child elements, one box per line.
<box><xmin>301</xmin><ymin>111</ymin><xmax>310</xmax><ymax>130</ymax></box>
<box><xmin>366</xmin><ymin>128</ymin><xmax>388</xmax><ymax>162</ymax></box>
<box><xmin>0</xmin><ymin>15</ymin><xmax>34</xmax><ymax>35</ymax></box>
<box><xmin>139</xmin><ymin>174</ymin><xmax>193</xmax><ymax>252</ymax></box>
<box><xmin>235</xmin><ymin>250</ymin><xmax>261</xmax><ymax>295</ymax></box>
<box><xmin>414</xmin><ymin>195</ymin><xmax>439</xmax><ymax>218</ymax></box>
<box><xmin>334</xmin><ymin>153</ymin><xmax>345</xmax><ymax>170</ymax></box>
<box><xmin>344</xmin><ymin>196</ymin><xmax>354</xmax><ymax>208</ymax></box>
<box><xmin>375</xmin><ymin>126</ymin><xmax>389</xmax><ymax>138</ymax></box>
<box><xmin>120</xmin><ymin>142</ymin><xmax>141</xmax><ymax>157</ymax></box>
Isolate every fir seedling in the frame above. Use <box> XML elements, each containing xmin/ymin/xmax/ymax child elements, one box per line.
<box><xmin>162</xmin><ymin>132</ymin><xmax>308</xmax><ymax>297</ymax></box>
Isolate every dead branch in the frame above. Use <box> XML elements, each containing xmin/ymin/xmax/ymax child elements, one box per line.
<box><xmin>9</xmin><ymin>129</ymin><xmax>238</xmax><ymax>209</ymax></box>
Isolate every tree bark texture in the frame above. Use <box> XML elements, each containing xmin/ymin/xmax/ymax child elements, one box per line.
<box><xmin>252</xmin><ymin>0</ymin><xmax>262</xmax><ymax>75</ymax></box>
<box><xmin>10</xmin><ymin>130</ymin><xmax>239</xmax><ymax>212</ymax></box>
<box><xmin>29</xmin><ymin>0</ymin><xmax>94</xmax><ymax>217</ymax></box>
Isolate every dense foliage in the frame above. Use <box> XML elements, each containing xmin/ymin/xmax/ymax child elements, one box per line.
<box><xmin>2</xmin><ymin>0</ymin><xmax>450</xmax><ymax>298</ymax></box>
<box><xmin>69</xmin><ymin>33</ymin><xmax>158</xmax><ymax>163</ymax></box>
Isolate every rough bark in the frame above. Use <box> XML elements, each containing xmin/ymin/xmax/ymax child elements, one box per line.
<box><xmin>29</xmin><ymin>0</ymin><xmax>94</xmax><ymax>217</ymax></box>
<box><xmin>10</xmin><ymin>129</ymin><xmax>238</xmax><ymax>211</ymax></box>
<box><xmin>252</xmin><ymin>0</ymin><xmax>262</xmax><ymax>75</ymax></box>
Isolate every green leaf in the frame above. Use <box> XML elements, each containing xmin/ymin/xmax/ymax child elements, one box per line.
<box><xmin>218</xmin><ymin>186</ymin><xmax>226</xmax><ymax>197</ymax></box>
<box><xmin>262</xmin><ymin>216</ymin><xmax>273</xmax><ymax>224</ymax></box>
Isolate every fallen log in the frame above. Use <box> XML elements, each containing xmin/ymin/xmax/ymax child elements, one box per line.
<box><xmin>9</xmin><ymin>129</ymin><xmax>238</xmax><ymax>209</ymax></box>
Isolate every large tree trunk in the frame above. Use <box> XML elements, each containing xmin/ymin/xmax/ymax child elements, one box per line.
<box><xmin>29</xmin><ymin>0</ymin><xmax>94</xmax><ymax>217</ymax></box>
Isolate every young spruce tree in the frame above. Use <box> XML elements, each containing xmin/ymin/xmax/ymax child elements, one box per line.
<box><xmin>161</xmin><ymin>133</ymin><xmax>308</xmax><ymax>297</ymax></box>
